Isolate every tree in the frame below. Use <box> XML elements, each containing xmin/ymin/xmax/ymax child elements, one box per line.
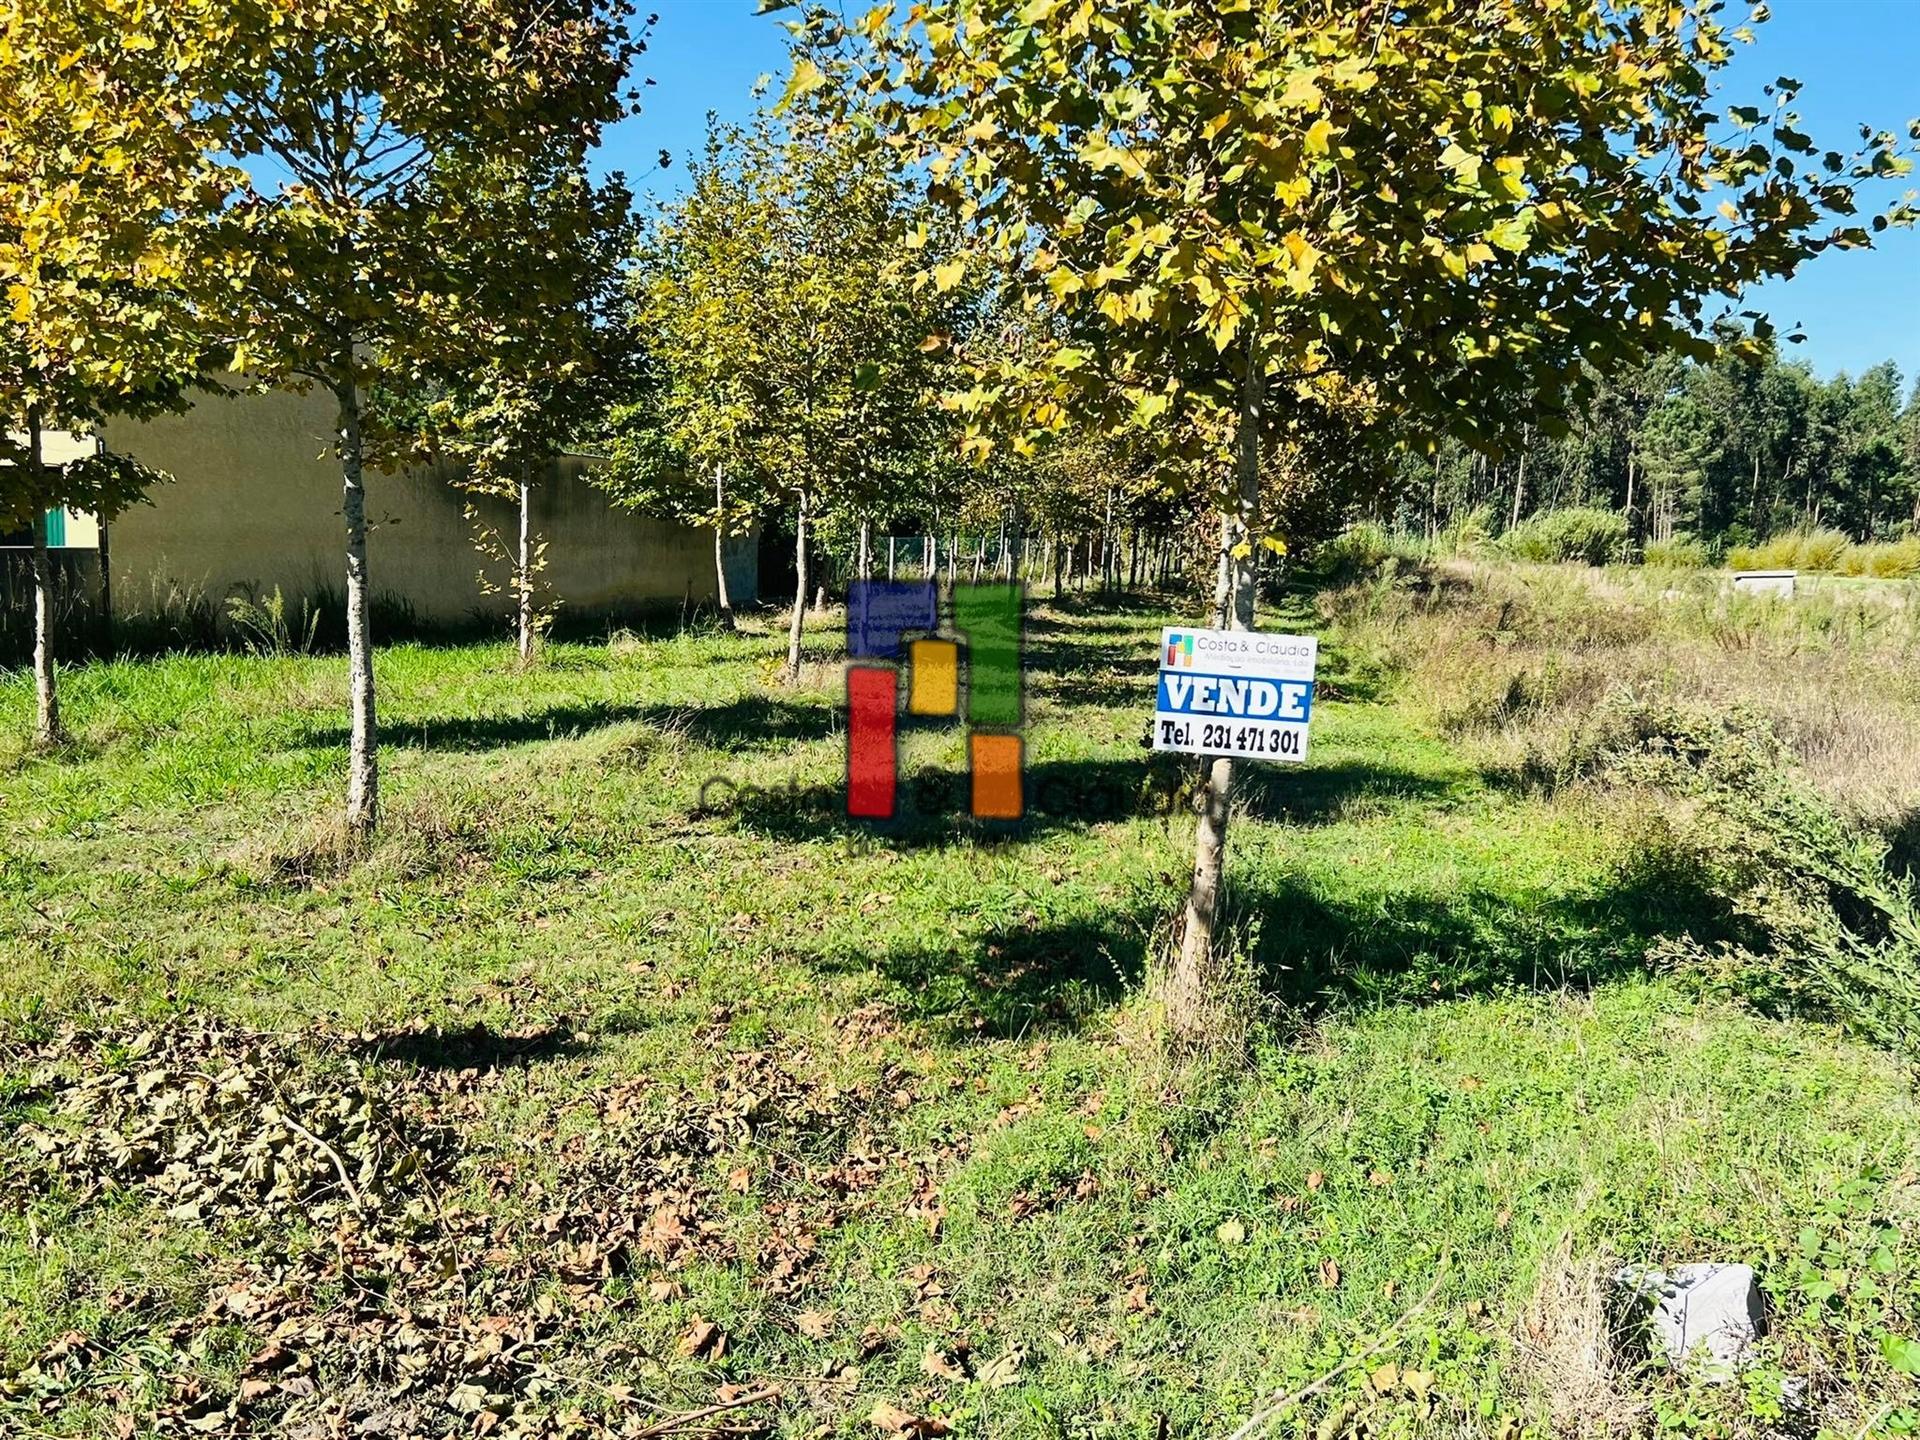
<box><xmin>415</xmin><ymin>167</ymin><xmax>638</xmax><ymax>664</ymax></box>
<box><xmin>1636</xmin><ymin>387</ymin><xmax>1715</xmax><ymax>544</ymax></box>
<box><xmin>201</xmin><ymin>0</ymin><xmax>644</xmax><ymax>836</ymax></box>
<box><xmin>608</xmin><ymin>100</ymin><xmax>960</xmax><ymax>677</ymax></box>
<box><xmin>826</xmin><ymin>0</ymin><xmax>1917</xmax><ymax>1045</ymax></box>
<box><xmin>0</xmin><ymin>0</ymin><xmax>230</xmax><ymax>746</ymax></box>
<box><xmin>601</xmin><ymin>118</ymin><xmax>778</xmax><ymax>632</ymax></box>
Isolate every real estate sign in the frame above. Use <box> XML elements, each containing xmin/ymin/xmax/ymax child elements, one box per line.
<box><xmin>1152</xmin><ymin>627</ymin><xmax>1317</xmax><ymax>763</ymax></box>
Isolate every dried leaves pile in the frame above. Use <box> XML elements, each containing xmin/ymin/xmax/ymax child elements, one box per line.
<box><xmin>0</xmin><ymin>1019</ymin><xmax>906</xmax><ymax>1438</ymax></box>
<box><xmin>8</xmin><ymin>1025</ymin><xmax>442</xmax><ymax>1224</ymax></box>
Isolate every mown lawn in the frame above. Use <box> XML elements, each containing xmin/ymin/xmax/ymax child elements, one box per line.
<box><xmin>2</xmin><ymin>589</ymin><xmax>1916</xmax><ymax>1439</ymax></box>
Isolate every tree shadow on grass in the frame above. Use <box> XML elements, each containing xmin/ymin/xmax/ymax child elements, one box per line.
<box><xmin>812</xmin><ymin>838</ymin><xmax>1753</xmax><ymax>1042</ymax></box>
<box><xmin>700</xmin><ymin>753</ymin><xmax>1467</xmax><ymax>852</ymax></box>
<box><xmin>295</xmin><ymin>694</ymin><xmax>837</xmax><ymax>754</ymax></box>
<box><xmin>345</xmin><ymin>1021</ymin><xmax>593</xmax><ymax>1070</ymax></box>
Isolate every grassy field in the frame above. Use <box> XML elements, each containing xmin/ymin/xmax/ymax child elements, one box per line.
<box><xmin>3</xmin><ymin>565</ymin><xmax>1919</xmax><ymax>1439</ymax></box>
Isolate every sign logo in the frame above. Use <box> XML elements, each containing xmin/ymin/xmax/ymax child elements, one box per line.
<box><xmin>1151</xmin><ymin>626</ymin><xmax>1317</xmax><ymax>763</ymax></box>
<box><xmin>845</xmin><ymin>580</ymin><xmax>1024</xmax><ymax>821</ymax></box>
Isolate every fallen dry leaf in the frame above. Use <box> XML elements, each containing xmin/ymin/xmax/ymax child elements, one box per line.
<box><xmin>1306</xmin><ymin>1170</ymin><xmax>1325</xmax><ymax>1192</ymax></box>
<box><xmin>1318</xmin><ymin>1258</ymin><xmax>1341</xmax><ymax>1290</ymax></box>
<box><xmin>868</xmin><ymin>1402</ymin><xmax>950</xmax><ymax>1437</ymax></box>
<box><xmin>795</xmin><ymin>1309</ymin><xmax>835</xmax><ymax>1340</ymax></box>
<box><xmin>976</xmin><ymin>1345</ymin><xmax>1025</xmax><ymax>1388</ymax></box>
<box><xmin>920</xmin><ymin>1341</ymin><xmax>969</xmax><ymax>1382</ymax></box>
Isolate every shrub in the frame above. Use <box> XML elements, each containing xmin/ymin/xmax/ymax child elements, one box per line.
<box><xmin>1310</xmin><ymin>521</ymin><xmax>1425</xmax><ymax>578</ymax></box>
<box><xmin>1641</xmin><ymin>534</ymin><xmax>1709</xmax><ymax>568</ymax></box>
<box><xmin>1729</xmin><ymin>527</ymin><xmax>1851</xmax><ymax>572</ymax></box>
<box><xmin>1836</xmin><ymin>538</ymin><xmax>1920</xmax><ymax>579</ymax></box>
<box><xmin>1500</xmin><ymin>507</ymin><xmax>1629</xmax><ymax>566</ymax></box>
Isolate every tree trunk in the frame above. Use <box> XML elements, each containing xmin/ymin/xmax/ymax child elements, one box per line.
<box><xmin>1168</xmin><ymin>328</ymin><xmax>1264</xmax><ymax>1047</ymax></box>
<box><xmin>517</xmin><ymin>473</ymin><xmax>536</xmax><ymax>665</ymax></box>
<box><xmin>26</xmin><ymin>412</ymin><xmax>64</xmax><ymax>748</ymax></box>
<box><xmin>338</xmin><ymin>379</ymin><xmax>379</xmax><ymax>837</ymax></box>
<box><xmin>1624</xmin><ymin>455</ymin><xmax>1637</xmax><ymax>541</ymax></box>
<box><xmin>1510</xmin><ymin>444</ymin><xmax>1526</xmax><ymax>531</ymax></box>
<box><xmin>1100</xmin><ymin>487</ymin><xmax>1115</xmax><ymax>591</ymax></box>
<box><xmin>712</xmin><ymin>464</ymin><xmax>735</xmax><ymax>632</ymax></box>
<box><xmin>887</xmin><ymin>534</ymin><xmax>896</xmax><ymax>581</ymax></box>
<box><xmin>786</xmin><ymin>490</ymin><xmax>810</xmax><ymax>681</ymax></box>
<box><xmin>858</xmin><ymin>518</ymin><xmax>872</xmax><ymax>582</ymax></box>
<box><xmin>1211</xmin><ymin>512</ymin><xmax>1233</xmax><ymax>629</ymax></box>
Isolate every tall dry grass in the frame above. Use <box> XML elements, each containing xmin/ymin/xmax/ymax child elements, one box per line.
<box><xmin>1322</xmin><ymin>557</ymin><xmax>1920</xmax><ymax>834</ymax></box>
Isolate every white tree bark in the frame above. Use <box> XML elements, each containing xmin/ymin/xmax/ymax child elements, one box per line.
<box><xmin>786</xmin><ymin>489</ymin><xmax>809</xmax><ymax>680</ymax></box>
<box><xmin>517</xmin><ymin>474</ymin><xmax>535</xmax><ymax>665</ymax></box>
<box><xmin>26</xmin><ymin>411</ymin><xmax>63</xmax><ymax>748</ymax></box>
<box><xmin>713</xmin><ymin>464</ymin><xmax>735</xmax><ymax>632</ymax></box>
<box><xmin>338</xmin><ymin>378</ymin><xmax>379</xmax><ymax>837</ymax></box>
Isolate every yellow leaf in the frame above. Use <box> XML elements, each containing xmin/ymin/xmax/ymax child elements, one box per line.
<box><xmin>1304</xmin><ymin>118</ymin><xmax>1335</xmax><ymax>156</ymax></box>
<box><xmin>1279</xmin><ymin>70</ymin><xmax>1323</xmax><ymax>110</ymax></box>
<box><xmin>931</xmin><ymin>257</ymin><xmax>967</xmax><ymax>292</ymax></box>
<box><xmin>781</xmin><ymin>56</ymin><xmax>828</xmax><ymax>107</ymax></box>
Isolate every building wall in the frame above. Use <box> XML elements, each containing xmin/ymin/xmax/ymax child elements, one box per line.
<box><xmin>102</xmin><ymin>386</ymin><xmax>754</xmax><ymax>627</ymax></box>
<box><xmin>2</xmin><ymin>430</ymin><xmax>102</xmax><ymax>547</ymax></box>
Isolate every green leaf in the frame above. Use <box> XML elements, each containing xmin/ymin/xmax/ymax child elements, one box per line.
<box><xmin>1486</xmin><ymin>213</ymin><xmax>1533</xmax><ymax>253</ymax></box>
<box><xmin>1881</xmin><ymin>1334</ymin><xmax>1920</xmax><ymax>1376</ymax></box>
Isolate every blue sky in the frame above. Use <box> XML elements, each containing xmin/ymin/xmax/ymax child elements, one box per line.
<box><xmin>604</xmin><ymin>0</ymin><xmax>1920</xmax><ymax>387</ymax></box>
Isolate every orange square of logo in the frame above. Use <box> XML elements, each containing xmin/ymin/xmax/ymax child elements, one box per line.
<box><xmin>970</xmin><ymin>733</ymin><xmax>1023</xmax><ymax>820</ymax></box>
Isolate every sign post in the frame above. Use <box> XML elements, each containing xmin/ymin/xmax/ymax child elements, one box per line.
<box><xmin>1151</xmin><ymin>627</ymin><xmax>1317</xmax><ymax>762</ymax></box>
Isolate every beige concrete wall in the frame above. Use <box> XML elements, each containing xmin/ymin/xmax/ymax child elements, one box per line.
<box><xmin>102</xmin><ymin>386</ymin><xmax>754</xmax><ymax>627</ymax></box>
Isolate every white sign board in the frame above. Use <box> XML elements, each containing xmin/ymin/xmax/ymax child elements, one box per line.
<box><xmin>1732</xmin><ymin>569</ymin><xmax>1796</xmax><ymax>598</ymax></box>
<box><xmin>1152</xmin><ymin>627</ymin><xmax>1318</xmax><ymax>762</ymax></box>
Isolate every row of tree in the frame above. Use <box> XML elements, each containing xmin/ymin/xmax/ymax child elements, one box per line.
<box><xmin>1398</xmin><ymin>337</ymin><xmax>1920</xmax><ymax>548</ymax></box>
<box><xmin>7</xmin><ymin>0</ymin><xmax>1916</xmax><ymax>1043</ymax></box>
<box><xmin>2</xmin><ymin>0</ymin><xmax>642</xmax><ymax>832</ymax></box>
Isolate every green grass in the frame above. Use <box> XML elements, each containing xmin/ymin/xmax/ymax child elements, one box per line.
<box><xmin>2</xmin><ymin>591</ymin><xmax>1918</xmax><ymax>1438</ymax></box>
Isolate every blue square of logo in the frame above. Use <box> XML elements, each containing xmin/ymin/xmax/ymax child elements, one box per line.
<box><xmin>848</xmin><ymin>580</ymin><xmax>939</xmax><ymax>660</ymax></box>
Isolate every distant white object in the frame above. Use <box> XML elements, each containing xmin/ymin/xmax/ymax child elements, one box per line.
<box><xmin>1732</xmin><ymin>569</ymin><xmax>1796</xmax><ymax>598</ymax></box>
<box><xmin>1616</xmin><ymin>1263</ymin><xmax>1767</xmax><ymax>1379</ymax></box>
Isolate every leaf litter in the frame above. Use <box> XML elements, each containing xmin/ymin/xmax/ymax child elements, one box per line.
<box><xmin>0</xmin><ymin>1017</ymin><xmax>925</xmax><ymax>1438</ymax></box>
